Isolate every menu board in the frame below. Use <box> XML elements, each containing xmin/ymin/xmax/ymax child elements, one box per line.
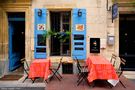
<box><xmin>74</xmin><ymin>34</ymin><xmax>84</xmax><ymax>40</ymax></box>
<box><xmin>90</xmin><ymin>38</ymin><xmax>100</xmax><ymax>53</ymax></box>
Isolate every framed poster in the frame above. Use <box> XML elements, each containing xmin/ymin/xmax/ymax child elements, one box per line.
<box><xmin>90</xmin><ymin>38</ymin><xmax>100</xmax><ymax>53</ymax></box>
<box><xmin>76</xmin><ymin>24</ymin><xmax>84</xmax><ymax>31</ymax></box>
<box><xmin>37</xmin><ymin>24</ymin><xmax>46</xmax><ymax>30</ymax></box>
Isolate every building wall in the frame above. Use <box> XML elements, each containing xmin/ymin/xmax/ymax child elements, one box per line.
<box><xmin>2</xmin><ymin>0</ymin><xmax>132</xmax><ymax>76</ymax></box>
<box><xmin>31</xmin><ymin>0</ymin><xmax>117</xmax><ymax>60</ymax></box>
<box><xmin>0</xmin><ymin>1</ymin><xmax>31</xmax><ymax>76</ymax></box>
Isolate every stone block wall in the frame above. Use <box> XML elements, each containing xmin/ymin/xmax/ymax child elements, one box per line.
<box><xmin>31</xmin><ymin>0</ymin><xmax>117</xmax><ymax>59</ymax></box>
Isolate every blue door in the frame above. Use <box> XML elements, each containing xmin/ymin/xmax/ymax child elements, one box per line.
<box><xmin>34</xmin><ymin>9</ymin><xmax>47</xmax><ymax>58</ymax></box>
<box><xmin>8</xmin><ymin>12</ymin><xmax>25</xmax><ymax>71</ymax></box>
<box><xmin>72</xmin><ymin>8</ymin><xmax>86</xmax><ymax>60</ymax></box>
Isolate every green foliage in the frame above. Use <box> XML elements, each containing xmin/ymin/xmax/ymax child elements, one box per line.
<box><xmin>43</xmin><ymin>30</ymin><xmax>71</xmax><ymax>43</ymax></box>
<box><xmin>43</xmin><ymin>30</ymin><xmax>53</xmax><ymax>38</ymax></box>
<box><xmin>58</xmin><ymin>31</ymin><xmax>71</xmax><ymax>42</ymax></box>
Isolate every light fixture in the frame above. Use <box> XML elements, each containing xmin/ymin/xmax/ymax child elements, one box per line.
<box><xmin>78</xmin><ymin>9</ymin><xmax>82</xmax><ymax>17</ymax></box>
<box><xmin>106</xmin><ymin>0</ymin><xmax>112</xmax><ymax>11</ymax></box>
<box><xmin>38</xmin><ymin>9</ymin><xmax>42</xmax><ymax>16</ymax></box>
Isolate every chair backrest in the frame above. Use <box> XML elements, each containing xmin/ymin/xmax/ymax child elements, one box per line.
<box><xmin>75</xmin><ymin>57</ymin><xmax>80</xmax><ymax>66</ymax></box>
<box><xmin>20</xmin><ymin>58</ymin><xmax>29</xmax><ymax>75</ymax></box>
<box><xmin>118</xmin><ymin>58</ymin><xmax>126</xmax><ymax>77</ymax></box>
<box><xmin>110</xmin><ymin>54</ymin><xmax>117</xmax><ymax>66</ymax></box>
<box><xmin>120</xmin><ymin>58</ymin><xmax>126</xmax><ymax>69</ymax></box>
<box><xmin>56</xmin><ymin>57</ymin><xmax>63</xmax><ymax>71</ymax></box>
<box><xmin>75</xmin><ymin>56</ymin><xmax>82</xmax><ymax>73</ymax></box>
<box><xmin>120</xmin><ymin>58</ymin><xmax>126</xmax><ymax>65</ymax></box>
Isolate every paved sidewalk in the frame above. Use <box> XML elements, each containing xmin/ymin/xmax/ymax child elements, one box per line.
<box><xmin>0</xmin><ymin>71</ymin><xmax>135</xmax><ymax>90</ymax></box>
<box><xmin>123</xmin><ymin>71</ymin><xmax>135</xmax><ymax>83</ymax></box>
<box><xmin>46</xmin><ymin>74</ymin><xmax>135</xmax><ymax>90</ymax></box>
<box><xmin>0</xmin><ymin>76</ymin><xmax>46</xmax><ymax>88</ymax></box>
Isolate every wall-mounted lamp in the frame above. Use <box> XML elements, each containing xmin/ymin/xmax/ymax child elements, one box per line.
<box><xmin>38</xmin><ymin>9</ymin><xmax>42</xmax><ymax>16</ymax></box>
<box><xmin>106</xmin><ymin>0</ymin><xmax>112</xmax><ymax>11</ymax></box>
<box><xmin>78</xmin><ymin>9</ymin><xmax>82</xmax><ymax>17</ymax></box>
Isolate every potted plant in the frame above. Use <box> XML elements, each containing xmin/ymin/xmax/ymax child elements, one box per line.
<box><xmin>43</xmin><ymin>30</ymin><xmax>71</xmax><ymax>43</ymax></box>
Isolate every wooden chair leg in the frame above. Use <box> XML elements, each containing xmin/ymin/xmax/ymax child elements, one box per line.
<box><xmin>54</xmin><ymin>73</ymin><xmax>61</xmax><ymax>81</ymax></box>
<box><xmin>84</xmin><ymin>75</ymin><xmax>90</xmax><ymax>86</ymax></box>
<box><xmin>77</xmin><ymin>76</ymin><xmax>84</xmax><ymax>86</ymax></box>
<box><xmin>56</xmin><ymin>71</ymin><xmax>62</xmax><ymax>78</ymax></box>
<box><xmin>44</xmin><ymin>80</ymin><xmax>48</xmax><ymax>83</ymax></box>
<box><xmin>120</xmin><ymin>80</ymin><xmax>126</xmax><ymax>88</ymax></box>
<box><xmin>77</xmin><ymin>73</ymin><xmax>86</xmax><ymax>86</ymax></box>
<box><xmin>77</xmin><ymin>73</ymin><xmax>83</xmax><ymax>82</ymax></box>
<box><xmin>32</xmin><ymin>79</ymin><xmax>36</xmax><ymax>83</ymax></box>
<box><xmin>22</xmin><ymin>76</ymin><xmax>28</xmax><ymax>83</ymax></box>
<box><xmin>50</xmin><ymin>70</ymin><xmax>61</xmax><ymax>81</ymax></box>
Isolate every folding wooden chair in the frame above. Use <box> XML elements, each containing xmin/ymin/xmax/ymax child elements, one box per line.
<box><xmin>110</xmin><ymin>54</ymin><xmax>117</xmax><ymax>66</ymax></box>
<box><xmin>75</xmin><ymin>57</ymin><xmax>89</xmax><ymax>86</ymax></box>
<box><xmin>116</xmin><ymin>57</ymin><xmax>126</xmax><ymax>88</ymax></box>
<box><xmin>49</xmin><ymin>57</ymin><xmax>63</xmax><ymax>81</ymax></box>
<box><xmin>20</xmin><ymin>58</ymin><xmax>35</xmax><ymax>83</ymax></box>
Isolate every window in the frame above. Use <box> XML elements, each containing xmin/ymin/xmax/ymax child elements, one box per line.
<box><xmin>37</xmin><ymin>34</ymin><xmax>46</xmax><ymax>46</ymax></box>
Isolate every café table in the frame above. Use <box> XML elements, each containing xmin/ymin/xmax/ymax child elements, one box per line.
<box><xmin>28</xmin><ymin>58</ymin><xmax>51</xmax><ymax>83</ymax></box>
<box><xmin>86</xmin><ymin>54</ymin><xmax>119</xmax><ymax>87</ymax></box>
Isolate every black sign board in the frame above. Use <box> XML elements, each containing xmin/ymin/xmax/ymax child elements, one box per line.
<box><xmin>112</xmin><ymin>3</ymin><xmax>118</xmax><ymax>21</ymax></box>
<box><xmin>74</xmin><ymin>34</ymin><xmax>84</xmax><ymax>40</ymax></box>
<box><xmin>90</xmin><ymin>38</ymin><xmax>100</xmax><ymax>53</ymax></box>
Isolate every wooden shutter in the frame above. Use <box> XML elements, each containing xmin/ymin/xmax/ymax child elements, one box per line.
<box><xmin>34</xmin><ymin>8</ymin><xmax>47</xmax><ymax>58</ymax></box>
<box><xmin>72</xmin><ymin>8</ymin><xmax>86</xmax><ymax>60</ymax></box>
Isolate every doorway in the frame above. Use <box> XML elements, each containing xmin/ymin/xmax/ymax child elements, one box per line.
<box><xmin>119</xmin><ymin>14</ymin><xmax>135</xmax><ymax>70</ymax></box>
<box><xmin>50</xmin><ymin>11</ymin><xmax>71</xmax><ymax>56</ymax></box>
<box><xmin>8</xmin><ymin>12</ymin><xmax>25</xmax><ymax>71</ymax></box>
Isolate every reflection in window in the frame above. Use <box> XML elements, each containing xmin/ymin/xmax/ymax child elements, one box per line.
<box><xmin>62</xmin><ymin>12</ymin><xmax>70</xmax><ymax>23</ymax></box>
<box><xmin>63</xmin><ymin>24</ymin><xmax>69</xmax><ymax>31</ymax></box>
<box><xmin>37</xmin><ymin>34</ymin><xmax>46</xmax><ymax>46</ymax></box>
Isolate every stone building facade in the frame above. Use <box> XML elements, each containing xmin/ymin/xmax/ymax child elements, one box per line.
<box><xmin>0</xmin><ymin>0</ymin><xmax>135</xmax><ymax>76</ymax></box>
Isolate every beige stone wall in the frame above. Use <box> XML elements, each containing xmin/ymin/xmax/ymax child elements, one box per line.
<box><xmin>0</xmin><ymin>3</ymin><xmax>32</xmax><ymax>61</ymax></box>
<box><xmin>0</xmin><ymin>0</ymin><xmax>31</xmax><ymax>3</ymax></box>
<box><xmin>0</xmin><ymin>7</ymin><xmax>3</xmax><ymax>59</ymax></box>
<box><xmin>0</xmin><ymin>7</ymin><xmax>8</xmax><ymax>61</ymax></box>
<box><xmin>0</xmin><ymin>3</ymin><xmax>31</xmax><ymax>76</ymax></box>
<box><xmin>31</xmin><ymin>0</ymin><xmax>118</xmax><ymax>60</ymax></box>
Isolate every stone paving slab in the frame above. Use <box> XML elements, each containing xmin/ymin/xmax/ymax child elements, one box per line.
<box><xmin>0</xmin><ymin>76</ymin><xmax>46</xmax><ymax>88</ymax></box>
<box><xmin>0</xmin><ymin>87</ymin><xmax>45</xmax><ymax>90</ymax></box>
<box><xmin>46</xmin><ymin>74</ymin><xmax>135</xmax><ymax>90</ymax></box>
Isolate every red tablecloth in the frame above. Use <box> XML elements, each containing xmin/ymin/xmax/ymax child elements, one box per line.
<box><xmin>29</xmin><ymin>58</ymin><xmax>51</xmax><ymax>80</ymax></box>
<box><xmin>86</xmin><ymin>55</ymin><xmax>119</xmax><ymax>86</ymax></box>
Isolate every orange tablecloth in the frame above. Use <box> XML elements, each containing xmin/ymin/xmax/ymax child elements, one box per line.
<box><xmin>86</xmin><ymin>55</ymin><xmax>119</xmax><ymax>86</ymax></box>
<box><xmin>29</xmin><ymin>58</ymin><xmax>51</xmax><ymax>80</ymax></box>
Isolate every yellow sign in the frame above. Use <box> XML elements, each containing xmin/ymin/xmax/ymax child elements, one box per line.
<box><xmin>76</xmin><ymin>24</ymin><xmax>84</xmax><ymax>31</ymax></box>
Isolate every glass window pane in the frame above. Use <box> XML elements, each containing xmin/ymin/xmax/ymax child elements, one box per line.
<box><xmin>62</xmin><ymin>12</ymin><xmax>70</xmax><ymax>23</ymax></box>
<box><xmin>63</xmin><ymin>24</ymin><xmax>69</xmax><ymax>31</ymax></box>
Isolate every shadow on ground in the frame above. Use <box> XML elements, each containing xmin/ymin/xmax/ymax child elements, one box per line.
<box><xmin>46</xmin><ymin>74</ymin><xmax>135</xmax><ymax>90</ymax></box>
